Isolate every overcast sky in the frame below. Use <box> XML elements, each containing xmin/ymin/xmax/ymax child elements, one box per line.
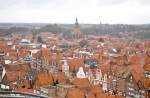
<box><xmin>0</xmin><ymin>0</ymin><xmax>150</xmax><ymax>24</ymax></box>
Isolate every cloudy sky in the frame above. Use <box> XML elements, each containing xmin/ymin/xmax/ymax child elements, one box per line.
<box><xmin>0</xmin><ymin>0</ymin><xmax>150</xmax><ymax>24</ymax></box>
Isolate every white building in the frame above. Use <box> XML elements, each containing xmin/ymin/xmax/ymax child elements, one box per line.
<box><xmin>76</xmin><ymin>67</ymin><xmax>86</xmax><ymax>78</ymax></box>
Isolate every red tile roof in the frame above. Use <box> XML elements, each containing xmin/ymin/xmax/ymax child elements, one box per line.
<box><xmin>96</xmin><ymin>93</ymin><xmax>107</xmax><ymax>98</ymax></box>
<box><xmin>115</xmin><ymin>96</ymin><xmax>125</xmax><ymax>98</ymax></box>
<box><xmin>145</xmin><ymin>57</ymin><xmax>150</xmax><ymax>64</ymax></box>
<box><xmin>107</xmin><ymin>95</ymin><xmax>116</xmax><ymax>98</ymax></box>
<box><xmin>129</xmin><ymin>55</ymin><xmax>141</xmax><ymax>64</ymax></box>
<box><xmin>143</xmin><ymin>64</ymin><xmax>150</xmax><ymax>71</ymax></box>
<box><xmin>71</xmin><ymin>78</ymin><xmax>90</xmax><ymax>88</ymax></box>
<box><xmin>68</xmin><ymin>58</ymin><xmax>85</xmax><ymax>72</ymax></box>
<box><xmin>90</xmin><ymin>85</ymin><xmax>103</xmax><ymax>95</ymax></box>
<box><xmin>67</xmin><ymin>88</ymin><xmax>85</xmax><ymax>98</ymax></box>
<box><xmin>86</xmin><ymin>93</ymin><xmax>96</xmax><ymax>98</ymax></box>
<box><xmin>130</xmin><ymin>64</ymin><xmax>144</xmax><ymax>82</ymax></box>
<box><xmin>52</xmin><ymin>72</ymin><xmax>68</xmax><ymax>84</ymax></box>
<box><xmin>6</xmin><ymin>64</ymin><xmax>28</xmax><ymax>82</ymax></box>
<box><xmin>35</xmin><ymin>72</ymin><xmax>54</xmax><ymax>87</ymax></box>
<box><xmin>144</xmin><ymin>78</ymin><xmax>150</xmax><ymax>89</ymax></box>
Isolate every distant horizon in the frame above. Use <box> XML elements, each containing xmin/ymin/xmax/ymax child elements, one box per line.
<box><xmin>0</xmin><ymin>21</ymin><xmax>149</xmax><ymax>25</ymax></box>
<box><xmin>0</xmin><ymin>0</ymin><xmax>150</xmax><ymax>24</ymax></box>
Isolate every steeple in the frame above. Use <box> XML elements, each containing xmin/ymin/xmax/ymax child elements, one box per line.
<box><xmin>75</xmin><ymin>17</ymin><xmax>79</xmax><ymax>27</ymax></box>
<box><xmin>72</xmin><ymin>17</ymin><xmax>81</xmax><ymax>39</ymax></box>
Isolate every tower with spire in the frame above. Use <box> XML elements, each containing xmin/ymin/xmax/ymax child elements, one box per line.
<box><xmin>75</xmin><ymin>17</ymin><xmax>79</xmax><ymax>27</ymax></box>
<box><xmin>72</xmin><ymin>17</ymin><xmax>81</xmax><ymax>39</ymax></box>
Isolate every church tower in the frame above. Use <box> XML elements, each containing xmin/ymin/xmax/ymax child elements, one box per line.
<box><xmin>72</xmin><ymin>17</ymin><xmax>81</xmax><ymax>39</ymax></box>
<box><xmin>75</xmin><ymin>17</ymin><xmax>79</xmax><ymax>27</ymax></box>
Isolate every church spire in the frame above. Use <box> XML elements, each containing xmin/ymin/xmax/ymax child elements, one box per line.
<box><xmin>75</xmin><ymin>17</ymin><xmax>79</xmax><ymax>27</ymax></box>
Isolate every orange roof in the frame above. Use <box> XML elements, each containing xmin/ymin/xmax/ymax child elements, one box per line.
<box><xmin>130</xmin><ymin>64</ymin><xmax>144</xmax><ymax>82</ymax></box>
<box><xmin>6</xmin><ymin>70</ymin><xmax>27</xmax><ymax>82</ymax></box>
<box><xmin>144</xmin><ymin>78</ymin><xmax>150</xmax><ymax>89</ymax></box>
<box><xmin>86</xmin><ymin>93</ymin><xmax>96</xmax><ymax>98</ymax></box>
<box><xmin>90</xmin><ymin>85</ymin><xmax>103</xmax><ymax>95</ymax></box>
<box><xmin>107</xmin><ymin>95</ymin><xmax>116</xmax><ymax>98</ymax></box>
<box><xmin>143</xmin><ymin>64</ymin><xmax>150</xmax><ymax>71</ymax></box>
<box><xmin>71</xmin><ymin>78</ymin><xmax>90</xmax><ymax>88</ymax></box>
<box><xmin>98</xmin><ymin>64</ymin><xmax>110</xmax><ymax>73</ymax></box>
<box><xmin>116</xmin><ymin>96</ymin><xmax>125</xmax><ymax>98</ymax></box>
<box><xmin>96</xmin><ymin>93</ymin><xmax>107</xmax><ymax>98</ymax></box>
<box><xmin>6</xmin><ymin>64</ymin><xmax>30</xmax><ymax>71</ymax></box>
<box><xmin>52</xmin><ymin>72</ymin><xmax>67</xmax><ymax>84</ymax></box>
<box><xmin>6</xmin><ymin>64</ymin><xmax>28</xmax><ymax>82</ymax></box>
<box><xmin>18</xmin><ymin>49</ymin><xmax>30</xmax><ymax>58</ymax></box>
<box><xmin>6</xmin><ymin>71</ymin><xmax>19</xmax><ymax>82</ymax></box>
<box><xmin>40</xmin><ymin>48</ymin><xmax>51</xmax><ymax>57</ymax></box>
<box><xmin>17</xmin><ymin>80</ymin><xmax>31</xmax><ymax>89</ymax></box>
<box><xmin>15</xmin><ymin>79</ymin><xmax>34</xmax><ymax>92</ymax></box>
<box><xmin>67</xmin><ymin>88</ymin><xmax>85</xmax><ymax>98</ymax></box>
<box><xmin>35</xmin><ymin>72</ymin><xmax>54</xmax><ymax>87</ymax></box>
<box><xmin>51</xmin><ymin>54</ymin><xmax>63</xmax><ymax>62</ymax></box>
<box><xmin>129</xmin><ymin>55</ymin><xmax>141</xmax><ymax>64</ymax></box>
<box><xmin>68</xmin><ymin>58</ymin><xmax>84</xmax><ymax>71</ymax></box>
<box><xmin>145</xmin><ymin>57</ymin><xmax>150</xmax><ymax>64</ymax></box>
